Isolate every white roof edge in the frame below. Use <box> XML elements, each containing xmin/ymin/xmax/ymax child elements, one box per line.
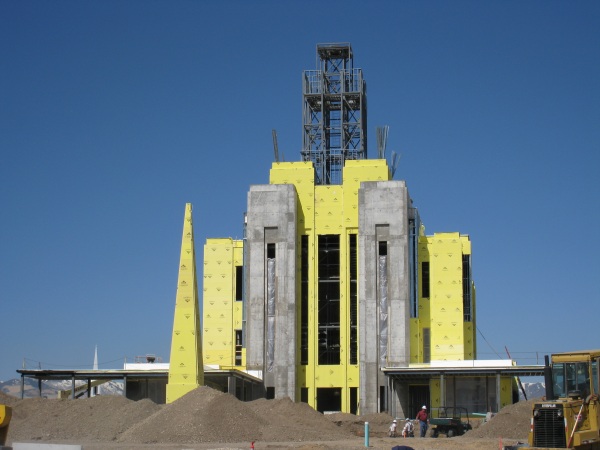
<box><xmin>410</xmin><ymin>359</ymin><xmax>515</xmax><ymax>368</ymax></box>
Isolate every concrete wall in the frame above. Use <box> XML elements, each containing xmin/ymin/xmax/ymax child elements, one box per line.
<box><xmin>245</xmin><ymin>184</ymin><xmax>297</xmax><ymax>400</ymax></box>
<box><xmin>358</xmin><ymin>180</ymin><xmax>411</xmax><ymax>415</ymax></box>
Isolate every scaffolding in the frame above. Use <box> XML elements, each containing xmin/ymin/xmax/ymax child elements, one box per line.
<box><xmin>301</xmin><ymin>43</ymin><xmax>367</xmax><ymax>185</ymax></box>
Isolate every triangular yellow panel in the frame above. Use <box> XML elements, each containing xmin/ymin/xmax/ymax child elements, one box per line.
<box><xmin>166</xmin><ymin>203</ymin><xmax>204</xmax><ymax>403</ymax></box>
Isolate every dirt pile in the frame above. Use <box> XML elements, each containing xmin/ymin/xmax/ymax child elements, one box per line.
<box><xmin>462</xmin><ymin>399</ymin><xmax>535</xmax><ymax>440</ymax></box>
<box><xmin>3</xmin><ymin>386</ymin><xmax>538</xmax><ymax>448</ymax></box>
<box><xmin>7</xmin><ymin>386</ymin><xmax>355</xmax><ymax>445</ymax></box>
<box><xmin>118</xmin><ymin>387</ymin><xmax>353</xmax><ymax>444</ymax></box>
<box><xmin>8</xmin><ymin>395</ymin><xmax>161</xmax><ymax>443</ymax></box>
<box><xmin>0</xmin><ymin>391</ymin><xmax>18</xmax><ymax>406</ymax></box>
<box><xmin>327</xmin><ymin>411</ymin><xmax>393</xmax><ymax>437</ymax></box>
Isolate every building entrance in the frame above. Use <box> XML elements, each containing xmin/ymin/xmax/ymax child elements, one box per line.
<box><xmin>316</xmin><ymin>387</ymin><xmax>341</xmax><ymax>413</ymax></box>
<box><xmin>408</xmin><ymin>384</ymin><xmax>430</xmax><ymax>419</ymax></box>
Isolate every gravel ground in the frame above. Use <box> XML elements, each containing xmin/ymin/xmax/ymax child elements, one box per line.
<box><xmin>1</xmin><ymin>388</ymin><xmax>532</xmax><ymax>450</ymax></box>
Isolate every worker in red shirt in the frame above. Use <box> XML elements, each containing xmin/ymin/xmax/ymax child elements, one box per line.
<box><xmin>415</xmin><ymin>405</ymin><xmax>428</xmax><ymax>437</ymax></box>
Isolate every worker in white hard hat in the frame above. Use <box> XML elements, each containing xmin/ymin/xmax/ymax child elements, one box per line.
<box><xmin>415</xmin><ymin>405</ymin><xmax>428</xmax><ymax>437</ymax></box>
<box><xmin>389</xmin><ymin>418</ymin><xmax>398</xmax><ymax>437</ymax></box>
<box><xmin>402</xmin><ymin>418</ymin><xmax>415</xmax><ymax>437</ymax></box>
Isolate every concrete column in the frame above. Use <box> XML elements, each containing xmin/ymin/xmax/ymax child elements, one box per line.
<box><xmin>440</xmin><ymin>374</ymin><xmax>445</xmax><ymax>407</ymax></box>
<box><xmin>246</xmin><ymin>184</ymin><xmax>297</xmax><ymax>400</ymax></box>
<box><xmin>359</xmin><ymin>181</ymin><xmax>411</xmax><ymax>415</ymax></box>
<box><xmin>496</xmin><ymin>372</ymin><xmax>501</xmax><ymax>413</ymax></box>
<box><xmin>228</xmin><ymin>375</ymin><xmax>236</xmax><ymax>397</ymax></box>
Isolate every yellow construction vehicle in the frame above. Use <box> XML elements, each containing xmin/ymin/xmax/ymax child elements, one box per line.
<box><xmin>510</xmin><ymin>350</ymin><xmax>600</xmax><ymax>450</ymax></box>
<box><xmin>0</xmin><ymin>403</ymin><xmax>11</xmax><ymax>446</ymax></box>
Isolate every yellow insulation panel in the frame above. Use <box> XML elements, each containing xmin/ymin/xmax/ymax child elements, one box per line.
<box><xmin>167</xmin><ymin>203</ymin><xmax>203</xmax><ymax>403</ymax></box>
<box><xmin>202</xmin><ymin>238</ymin><xmax>243</xmax><ymax>368</ymax></box>
<box><xmin>415</xmin><ymin>232</ymin><xmax>475</xmax><ymax>362</ymax></box>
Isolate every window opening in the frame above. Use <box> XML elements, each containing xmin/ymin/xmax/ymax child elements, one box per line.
<box><xmin>301</xmin><ymin>387</ymin><xmax>309</xmax><ymax>403</ymax></box>
<box><xmin>316</xmin><ymin>387</ymin><xmax>342</xmax><ymax>413</ymax></box>
<box><xmin>462</xmin><ymin>255</ymin><xmax>472</xmax><ymax>321</ymax></box>
<box><xmin>378</xmin><ymin>241</ymin><xmax>388</xmax><ymax>368</ymax></box>
<box><xmin>349</xmin><ymin>234</ymin><xmax>358</xmax><ymax>365</ymax></box>
<box><xmin>266</xmin><ymin>243</ymin><xmax>276</xmax><ymax>372</ymax></box>
<box><xmin>421</xmin><ymin>261</ymin><xmax>430</xmax><ymax>298</ymax></box>
<box><xmin>318</xmin><ymin>235</ymin><xmax>340</xmax><ymax>365</ymax></box>
<box><xmin>301</xmin><ymin>235</ymin><xmax>309</xmax><ymax>365</ymax></box>
<box><xmin>235</xmin><ymin>330</ymin><xmax>242</xmax><ymax>366</ymax></box>
<box><xmin>350</xmin><ymin>387</ymin><xmax>358</xmax><ymax>415</ymax></box>
<box><xmin>235</xmin><ymin>266</ymin><xmax>243</xmax><ymax>301</ymax></box>
<box><xmin>408</xmin><ymin>216</ymin><xmax>419</xmax><ymax>318</ymax></box>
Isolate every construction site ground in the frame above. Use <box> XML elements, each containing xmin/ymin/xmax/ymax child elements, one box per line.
<box><xmin>1</xmin><ymin>387</ymin><xmax>532</xmax><ymax>450</ymax></box>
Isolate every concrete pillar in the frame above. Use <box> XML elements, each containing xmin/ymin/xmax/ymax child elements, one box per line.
<box><xmin>246</xmin><ymin>184</ymin><xmax>297</xmax><ymax>400</ymax></box>
<box><xmin>359</xmin><ymin>181</ymin><xmax>411</xmax><ymax>414</ymax></box>
<box><xmin>496</xmin><ymin>372</ymin><xmax>501</xmax><ymax>413</ymax></box>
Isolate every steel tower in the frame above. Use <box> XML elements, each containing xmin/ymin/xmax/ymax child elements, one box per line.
<box><xmin>301</xmin><ymin>43</ymin><xmax>367</xmax><ymax>185</ymax></box>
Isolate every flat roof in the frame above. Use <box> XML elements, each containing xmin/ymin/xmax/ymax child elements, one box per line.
<box><xmin>17</xmin><ymin>367</ymin><xmax>262</xmax><ymax>383</ymax></box>
<box><xmin>383</xmin><ymin>364</ymin><xmax>545</xmax><ymax>379</ymax></box>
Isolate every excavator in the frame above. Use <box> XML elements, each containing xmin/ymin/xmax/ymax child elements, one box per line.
<box><xmin>0</xmin><ymin>403</ymin><xmax>11</xmax><ymax>447</ymax></box>
<box><xmin>506</xmin><ymin>350</ymin><xmax>600</xmax><ymax>450</ymax></box>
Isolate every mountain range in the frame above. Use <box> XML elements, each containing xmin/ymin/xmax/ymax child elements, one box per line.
<box><xmin>0</xmin><ymin>377</ymin><xmax>123</xmax><ymax>399</ymax></box>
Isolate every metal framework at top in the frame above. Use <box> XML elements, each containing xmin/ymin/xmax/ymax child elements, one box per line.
<box><xmin>301</xmin><ymin>43</ymin><xmax>367</xmax><ymax>185</ymax></box>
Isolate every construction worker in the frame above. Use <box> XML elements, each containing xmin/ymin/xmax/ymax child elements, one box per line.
<box><xmin>402</xmin><ymin>418</ymin><xmax>414</xmax><ymax>437</ymax></box>
<box><xmin>416</xmin><ymin>405</ymin><xmax>428</xmax><ymax>437</ymax></box>
<box><xmin>389</xmin><ymin>419</ymin><xmax>398</xmax><ymax>437</ymax></box>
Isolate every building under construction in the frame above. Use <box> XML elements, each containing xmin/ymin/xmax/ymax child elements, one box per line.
<box><xmin>175</xmin><ymin>43</ymin><xmax>516</xmax><ymax>418</ymax></box>
<box><xmin>15</xmin><ymin>44</ymin><xmax>534</xmax><ymax>414</ymax></box>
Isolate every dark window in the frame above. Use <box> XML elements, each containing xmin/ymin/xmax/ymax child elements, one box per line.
<box><xmin>350</xmin><ymin>387</ymin><xmax>358</xmax><ymax>415</ymax></box>
<box><xmin>349</xmin><ymin>234</ymin><xmax>358</xmax><ymax>365</ymax></box>
<box><xmin>267</xmin><ymin>243</ymin><xmax>276</xmax><ymax>259</ymax></box>
<box><xmin>235</xmin><ymin>266</ymin><xmax>243</xmax><ymax>301</ymax></box>
<box><xmin>318</xmin><ymin>235</ymin><xmax>340</xmax><ymax>365</ymax></box>
<box><xmin>301</xmin><ymin>387</ymin><xmax>309</xmax><ymax>404</ymax></box>
<box><xmin>409</xmin><ymin>218</ymin><xmax>419</xmax><ymax>318</ymax></box>
<box><xmin>421</xmin><ymin>261</ymin><xmax>430</xmax><ymax>298</ymax></box>
<box><xmin>301</xmin><ymin>235</ymin><xmax>309</xmax><ymax>365</ymax></box>
<box><xmin>378</xmin><ymin>241</ymin><xmax>387</xmax><ymax>256</ymax></box>
<box><xmin>266</xmin><ymin>387</ymin><xmax>275</xmax><ymax>400</ymax></box>
<box><xmin>316</xmin><ymin>387</ymin><xmax>341</xmax><ymax>413</ymax></box>
<box><xmin>235</xmin><ymin>330</ymin><xmax>242</xmax><ymax>366</ymax></box>
<box><xmin>462</xmin><ymin>255</ymin><xmax>472</xmax><ymax>322</ymax></box>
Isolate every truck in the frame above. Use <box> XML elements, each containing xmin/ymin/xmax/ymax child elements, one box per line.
<box><xmin>508</xmin><ymin>350</ymin><xmax>600</xmax><ymax>450</ymax></box>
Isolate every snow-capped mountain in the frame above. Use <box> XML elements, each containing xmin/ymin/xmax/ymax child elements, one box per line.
<box><xmin>0</xmin><ymin>377</ymin><xmax>123</xmax><ymax>399</ymax></box>
<box><xmin>519</xmin><ymin>381</ymin><xmax>546</xmax><ymax>400</ymax></box>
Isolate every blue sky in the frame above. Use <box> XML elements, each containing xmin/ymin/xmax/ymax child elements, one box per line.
<box><xmin>1</xmin><ymin>1</ymin><xmax>599</xmax><ymax>382</ymax></box>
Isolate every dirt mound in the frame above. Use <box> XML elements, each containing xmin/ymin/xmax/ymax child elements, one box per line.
<box><xmin>249</xmin><ymin>397</ymin><xmax>353</xmax><ymax>441</ymax></box>
<box><xmin>326</xmin><ymin>411</ymin><xmax>393</xmax><ymax>438</ymax></box>
<box><xmin>118</xmin><ymin>386</ymin><xmax>266</xmax><ymax>444</ymax></box>
<box><xmin>462</xmin><ymin>400</ymin><xmax>534</xmax><ymax>440</ymax></box>
<box><xmin>0</xmin><ymin>391</ymin><xmax>19</xmax><ymax>406</ymax></box>
<box><xmin>5</xmin><ymin>386</ymin><xmax>536</xmax><ymax>448</ymax></box>
<box><xmin>118</xmin><ymin>386</ymin><xmax>354</xmax><ymax>445</ymax></box>
<box><xmin>8</xmin><ymin>395</ymin><xmax>161</xmax><ymax>443</ymax></box>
